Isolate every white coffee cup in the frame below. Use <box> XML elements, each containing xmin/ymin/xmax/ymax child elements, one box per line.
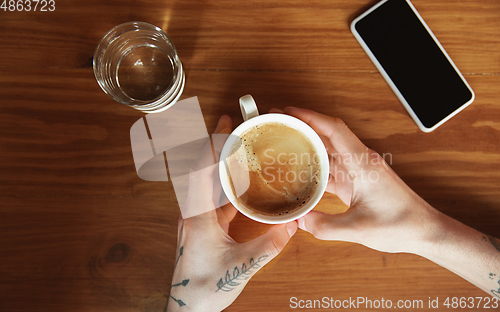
<box><xmin>219</xmin><ymin>95</ymin><xmax>329</xmax><ymax>224</ymax></box>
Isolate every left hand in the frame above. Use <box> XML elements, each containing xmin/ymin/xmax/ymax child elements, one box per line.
<box><xmin>167</xmin><ymin>115</ymin><xmax>298</xmax><ymax>312</ymax></box>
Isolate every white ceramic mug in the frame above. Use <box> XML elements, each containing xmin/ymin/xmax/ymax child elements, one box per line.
<box><xmin>219</xmin><ymin>95</ymin><xmax>329</xmax><ymax>224</ymax></box>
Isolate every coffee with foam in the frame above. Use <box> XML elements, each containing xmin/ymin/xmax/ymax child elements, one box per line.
<box><xmin>226</xmin><ymin>122</ymin><xmax>321</xmax><ymax>216</ymax></box>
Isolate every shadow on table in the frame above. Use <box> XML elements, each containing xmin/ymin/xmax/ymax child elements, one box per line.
<box><xmin>348</xmin><ymin>0</ymin><xmax>380</xmax><ymax>24</ymax></box>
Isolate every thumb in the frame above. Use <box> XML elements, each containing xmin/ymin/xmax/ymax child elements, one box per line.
<box><xmin>214</xmin><ymin>115</ymin><xmax>232</xmax><ymax>135</ymax></box>
<box><xmin>297</xmin><ymin>211</ymin><xmax>355</xmax><ymax>241</ymax></box>
<box><xmin>244</xmin><ymin>221</ymin><xmax>298</xmax><ymax>260</ymax></box>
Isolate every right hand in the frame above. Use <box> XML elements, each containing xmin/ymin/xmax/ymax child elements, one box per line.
<box><xmin>283</xmin><ymin>107</ymin><xmax>443</xmax><ymax>254</ymax></box>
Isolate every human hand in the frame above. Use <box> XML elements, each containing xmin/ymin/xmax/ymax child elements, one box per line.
<box><xmin>167</xmin><ymin>115</ymin><xmax>298</xmax><ymax>312</ymax></box>
<box><xmin>282</xmin><ymin>107</ymin><xmax>441</xmax><ymax>254</ymax></box>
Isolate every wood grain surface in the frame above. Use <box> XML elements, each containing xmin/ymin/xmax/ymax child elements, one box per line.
<box><xmin>1</xmin><ymin>0</ymin><xmax>500</xmax><ymax>311</ymax></box>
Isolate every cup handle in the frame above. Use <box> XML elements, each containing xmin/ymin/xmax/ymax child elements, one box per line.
<box><xmin>239</xmin><ymin>95</ymin><xmax>259</xmax><ymax>121</ymax></box>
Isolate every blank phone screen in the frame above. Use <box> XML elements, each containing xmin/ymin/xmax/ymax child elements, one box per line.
<box><xmin>354</xmin><ymin>0</ymin><xmax>473</xmax><ymax>129</ymax></box>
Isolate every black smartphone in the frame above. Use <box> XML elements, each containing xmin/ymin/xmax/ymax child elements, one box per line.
<box><xmin>351</xmin><ymin>0</ymin><xmax>474</xmax><ymax>132</ymax></box>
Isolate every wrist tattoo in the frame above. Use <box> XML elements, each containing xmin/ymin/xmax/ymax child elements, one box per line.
<box><xmin>170</xmin><ymin>246</ymin><xmax>189</xmax><ymax>307</ymax></box>
<box><xmin>175</xmin><ymin>246</ymin><xmax>184</xmax><ymax>269</ymax></box>
<box><xmin>491</xmin><ymin>278</ymin><xmax>500</xmax><ymax>298</ymax></box>
<box><xmin>484</xmin><ymin>236</ymin><xmax>500</xmax><ymax>298</ymax></box>
<box><xmin>486</xmin><ymin>235</ymin><xmax>500</xmax><ymax>253</ymax></box>
<box><xmin>216</xmin><ymin>255</ymin><xmax>268</xmax><ymax>292</ymax></box>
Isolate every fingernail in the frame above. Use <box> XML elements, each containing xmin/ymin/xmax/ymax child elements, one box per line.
<box><xmin>215</xmin><ymin>115</ymin><xmax>231</xmax><ymax>133</ymax></box>
<box><xmin>286</xmin><ymin>221</ymin><xmax>297</xmax><ymax>237</ymax></box>
<box><xmin>217</xmin><ymin>115</ymin><xmax>230</xmax><ymax>126</ymax></box>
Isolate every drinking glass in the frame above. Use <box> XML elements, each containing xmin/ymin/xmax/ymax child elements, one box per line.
<box><xmin>93</xmin><ymin>21</ymin><xmax>185</xmax><ymax>113</ymax></box>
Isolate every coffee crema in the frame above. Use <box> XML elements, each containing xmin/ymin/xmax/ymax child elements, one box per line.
<box><xmin>226</xmin><ymin>122</ymin><xmax>321</xmax><ymax>216</ymax></box>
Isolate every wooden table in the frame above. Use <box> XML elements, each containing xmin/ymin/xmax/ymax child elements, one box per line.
<box><xmin>1</xmin><ymin>0</ymin><xmax>500</xmax><ymax>311</ymax></box>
